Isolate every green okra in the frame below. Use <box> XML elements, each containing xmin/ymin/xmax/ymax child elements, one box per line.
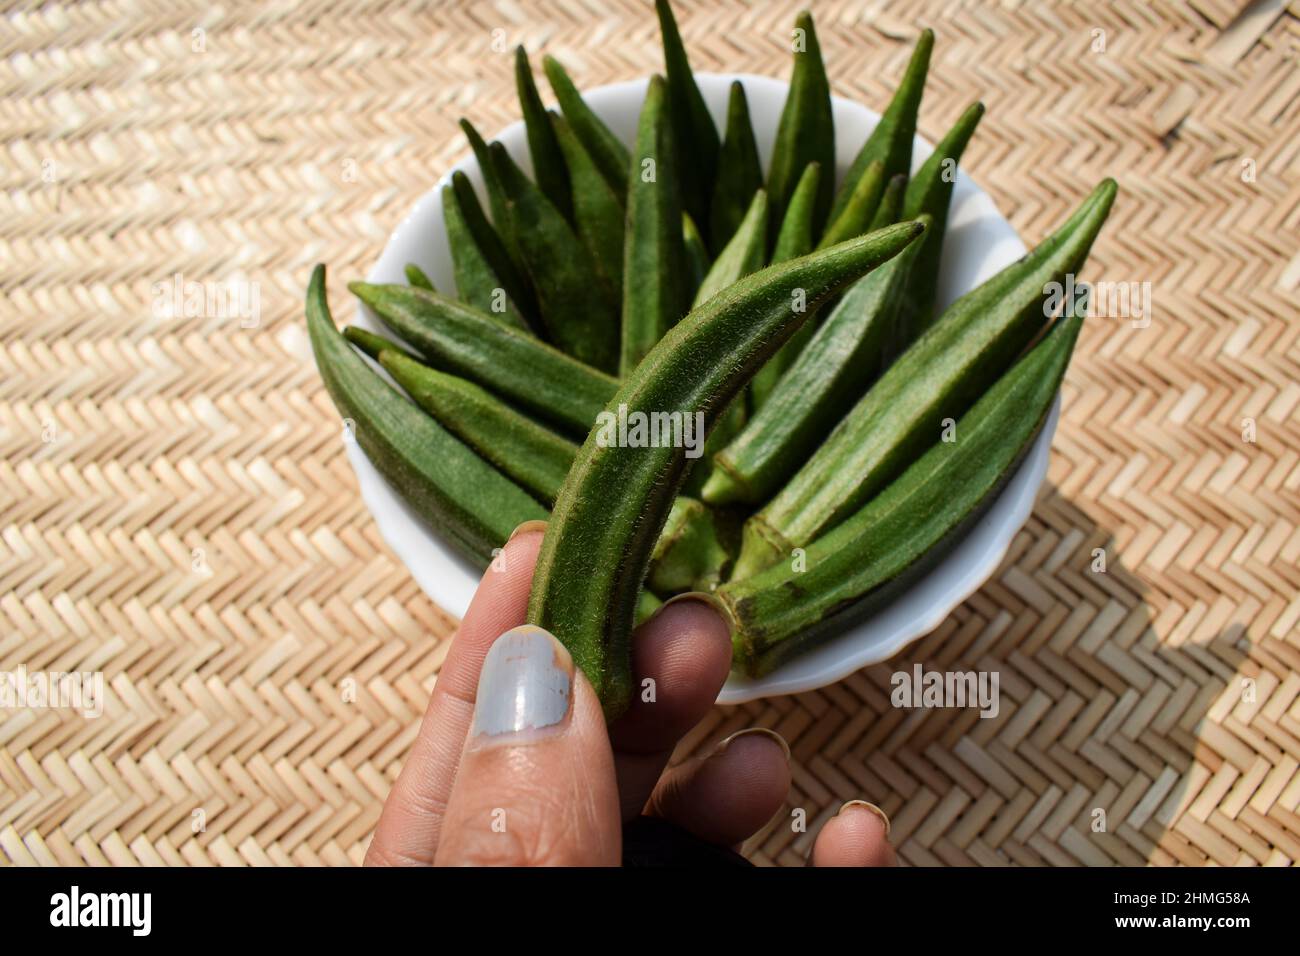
<box><xmin>682</xmin><ymin>213</ymin><xmax>710</xmax><ymax>301</ymax></box>
<box><xmin>443</xmin><ymin>173</ymin><xmax>534</xmax><ymax>329</ymax></box>
<box><xmin>515</xmin><ymin>45</ymin><xmax>573</xmax><ymax>222</ymax></box>
<box><xmin>868</xmin><ymin>173</ymin><xmax>908</xmax><ymax>231</ymax></box>
<box><xmin>816</xmin><ymin>159</ymin><xmax>886</xmax><ymax>250</ymax></box>
<box><xmin>459</xmin><ymin>119</ymin><xmax>525</xmax><ymax>274</ymax></box>
<box><xmin>692</xmin><ymin>189</ymin><xmax>768</xmax><ymax>306</ymax></box>
<box><xmin>306</xmin><ymin>265</ymin><xmax>546</xmax><ymax>566</ymax></box>
<box><xmin>683</xmin><ymin>188</ymin><xmax>769</xmax><ymax>495</ymax></box>
<box><xmin>765</xmin><ymin>11</ymin><xmax>835</xmax><ymax>243</ymax></box>
<box><xmin>733</xmin><ymin>179</ymin><xmax>1117</xmax><ymax>579</ymax></box>
<box><xmin>405</xmin><ymin>264</ymin><xmax>435</xmax><ymax>292</ymax></box>
<box><xmin>376</xmin><ymin>342</ymin><xmax>728</xmax><ymax>591</ymax></box>
<box><xmin>722</xmin><ymin>313</ymin><xmax>1083</xmax><ymax>677</ymax></box>
<box><xmin>490</xmin><ymin>142</ymin><xmax>621</xmax><ymax>372</ymax></box>
<box><xmin>527</xmin><ymin>220</ymin><xmax>925</xmax><ymax>717</ymax></box>
<box><xmin>379</xmin><ymin>348</ymin><xmax>576</xmax><ymax>504</ymax></box>
<box><xmin>827</xmin><ymin>29</ymin><xmax>932</xmax><ymax>225</ymax></box>
<box><xmin>710</xmin><ymin>81</ymin><xmax>764</xmax><ymax>253</ymax></box>
<box><xmin>655</xmin><ymin>0</ymin><xmax>720</xmax><ymax>247</ymax></box>
<box><xmin>749</xmin><ymin>161</ymin><xmax>821</xmax><ymax>409</ymax></box>
<box><xmin>550</xmin><ymin>110</ymin><xmax>624</xmax><ymax>295</ymax></box>
<box><xmin>892</xmin><ymin>101</ymin><xmax>985</xmax><ymax>349</ymax></box>
<box><xmin>348</xmin><ymin>281</ymin><xmax>618</xmax><ymax>435</ymax></box>
<box><xmin>324</xmin><ymin>298</ymin><xmax>666</xmax><ymax>621</ymax></box>
<box><xmin>770</xmin><ymin>161</ymin><xmax>822</xmax><ymax>266</ymax></box>
<box><xmin>543</xmin><ymin>54</ymin><xmax>631</xmax><ymax>196</ymax></box>
<box><xmin>621</xmin><ymin>75</ymin><xmax>690</xmax><ymax>375</ymax></box>
<box><xmin>344</xmin><ymin>325</ymin><xmax>419</xmax><ymax>363</ymax></box>
<box><xmin>648</xmin><ymin>497</ymin><xmax>732</xmax><ymax>594</ymax></box>
<box><xmin>703</xmin><ymin>215</ymin><xmax>929</xmax><ymax>506</ymax></box>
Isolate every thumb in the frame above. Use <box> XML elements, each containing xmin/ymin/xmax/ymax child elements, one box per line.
<box><xmin>434</xmin><ymin>625</ymin><xmax>622</xmax><ymax>866</ymax></box>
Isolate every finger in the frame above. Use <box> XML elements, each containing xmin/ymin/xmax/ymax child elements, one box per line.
<box><xmin>365</xmin><ymin>524</ymin><xmax>546</xmax><ymax>866</ymax></box>
<box><xmin>809</xmin><ymin>801</ymin><xmax>896</xmax><ymax>867</ymax></box>
<box><xmin>647</xmin><ymin>728</ymin><xmax>791</xmax><ymax>847</ymax></box>
<box><xmin>435</xmin><ymin>625</ymin><xmax>621</xmax><ymax>866</ymax></box>
<box><xmin>607</xmin><ymin>595</ymin><xmax>732</xmax><ymax>818</ymax></box>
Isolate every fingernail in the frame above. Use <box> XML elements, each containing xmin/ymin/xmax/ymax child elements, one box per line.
<box><xmin>839</xmin><ymin>800</ymin><xmax>890</xmax><ymax>837</ymax></box>
<box><xmin>471</xmin><ymin>625</ymin><xmax>573</xmax><ymax>744</ymax></box>
<box><xmin>653</xmin><ymin>590</ymin><xmax>736</xmax><ymax>631</ymax></box>
<box><xmin>508</xmin><ymin>519</ymin><xmax>548</xmax><ymax>542</ymax></box>
<box><xmin>715</xmin><ymin>727</ymin><xmax>791</xmax><ymax>761</ymax></box>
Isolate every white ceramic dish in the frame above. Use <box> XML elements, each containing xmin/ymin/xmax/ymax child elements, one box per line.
<box><xmin>346</xmin><ymin>73</ymin><xmax>1053</xmax><ymax>705</ymax></box>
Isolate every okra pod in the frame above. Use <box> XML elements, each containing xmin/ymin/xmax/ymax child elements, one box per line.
<box><xmin>648</xmin><ymin>497</ymin><xmax>732</xmax><ymax>594</ymax></box>
<box><xmin>685</xmin><ymin>188</ymin><xmax>769</xmax><ymax>493</ymax></box>
<box><xmin>655</xmin><ymin>0</ymin><xmax>720</xmax><ymax>246</ymax></box>
<box><xmin>749</xmin><ymin>161</ymin><xmax>821</xmax><ymax>409</ymax></box>
<box><xmin>543</xmin><ymin>54</ymin><xmax>631</xmax><ymax>196</ymax></box>
<box><xmin>550</xmin><ymin>110</ymin><xmax>625</xmax><ymax>293</ymax></box>
<box><xmin>378</xmin><ymin>344</ymin><xmax>730</xmax><ymax>590</ymax></box>
<box><xmin>379</xmin><ymin>349</ymin><xmax>576</xmax><ymax>504</ymax></box>
<box><xmin>816</xmin><ymin>159</ymin><xmax>886</xmax><ymax>250</ymax></box>
<box><xmin>892</xmin><ymin>101</ymin><xmax>984</xmax><ymax>348</ymax></box>
<box><xmin>733</xmin><ymin>179</ymin><xmax>1117</xmax><ymax>578</ymax></box>
<box><xmin>765</xmin><ymin>11</ymin><xmax>835</xmax><ymax>242</ymax></box>
<box><xmin>443</xmin><ymin>173</ymin><xmax>534</xmax><ymax>329</ymax></box>
<box><xmin>868</xmin><ymin>173</ymin><xmax>908</xmax><ymax>231</ymax></box>
<box><xmin>458</xmin><ymin>119</ymin><xmax>526</xmax><ymax>276</ymax></box>
<box><xmin>710</xmin><ymin>81</ymin><xmax>764</xmax><ymax>253</ymax></box>
<box><xmin>343</xmin><ymin>325</ymin><xmax>418</xmax><ymax>363</ymax></box>
<box><xmin>307</xmin><ymin>265</ymin><xmax>546</xmax><ymax>566</ymax></box>
<box><xmin>348</xmin><ymin>281</ymin><xmax>618</xmax><ymax>435</ymax></box>
<box><xmin>515</xmin><ymin>45</ymin><xmax>573</xmax><ymax>222</ymax></box>
<box><xmin>405</xmin><ymin>264</ymin><xmax>435</xmax><ymax>291</ymax></box>
<box><xmin>621</xmin><ymin>75</ymin><xmax>690</xmax><ymax>375</ymax></box>
<box><xmin>703</xmin><ymin>215</ymin><xmax>929</xmax><ymax>506</ymax></box>
<box><xmin>722</xmin><ymin>313</ymin><xmax>1083</xmax><ymax>676</ymax></box>
<box><xmin>692</xmin><ymin>189</ymin><xmax>768</xmax><ymax>307</ymax></box>
<box><xmin>527</xmin><ymin>220</ymin><xmax>925</xmax><ymax>717</ymax></box>
<box><xmin>490</xmin><ymin>142</ymin><xmax>621</xmax><ymax>372</ymax></box>
<box><xmin>682</xmin><ymin>213</ymin><xmax>710</xmax><ymax>301</ymax></box>
<box><xmin>827</xmin><ymin>29</ymin><xmax>932</xmax><ymax>225</ymax></box>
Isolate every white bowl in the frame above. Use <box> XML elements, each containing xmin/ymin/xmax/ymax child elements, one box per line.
<box><xmin>347</xmin><ymin>74</ymin><xmax>1051</xmax><ymax>705</ymax></box>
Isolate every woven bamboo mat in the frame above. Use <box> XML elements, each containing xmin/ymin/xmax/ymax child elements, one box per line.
<box><xmin>1</xmin><ymin>0</ymin><xmax>1297</xmax><ymax>868</ymax></box>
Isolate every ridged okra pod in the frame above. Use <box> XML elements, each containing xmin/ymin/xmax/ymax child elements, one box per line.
<box><xmin>722</xmin><ymin>313</ymin><xmax>1083</xmax><ymax>677</ymax></box>
<box><xmin>306</xmin><ymin>266</ymin><xmax>546</xmax><ymax>566</ymax></box>
<box><xmin>527</xmin><ymin>221</ymin><xmax>925</xmax><ymax>717</ymax></box>
<box><xmin>348</xmin><ymin>281</ymin><xmax>618</xmax><ymax>436</ymax></box>
<box><xmin>621</xmin><ymin>75</ymin><xmax>690</xmax><ymax>375</ymax></box>
<box><xmin>733</xmin><ymin>179</ymin><xmax>1117</xmax><ymax>579</ymax></box>
<box><xmin>703</xmin><ymin>215</ymin><xmax>929</xmax><ymax>506</ymax></box>
<box><xmin>376</xmin><ymin>341</ymin><xmax>730</xmax><ymax>591</ymax></box>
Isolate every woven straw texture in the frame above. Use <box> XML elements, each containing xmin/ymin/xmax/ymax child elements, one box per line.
<box><xmin>2</xmin><ymin>0</ymin><xmax>1298</xmax><ymax>867</ymax></box>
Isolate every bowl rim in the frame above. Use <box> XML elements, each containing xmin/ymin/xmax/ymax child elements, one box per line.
<box><xmin>346</xmin><ymin>72</ymin><xmax>1047</xmax><ymax>705</ymax></box>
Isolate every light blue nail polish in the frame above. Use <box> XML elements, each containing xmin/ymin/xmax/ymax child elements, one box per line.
<box><xmin>472</xmin><ymin>625</ymin><xmax>572</xmax><ymax>739</ymax></box>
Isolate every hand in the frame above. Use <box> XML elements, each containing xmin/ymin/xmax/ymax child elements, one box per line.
<box><xmin>365</xmin><ymin>523</ymin><xmax>896</xmax><ymax>866</ymax></box>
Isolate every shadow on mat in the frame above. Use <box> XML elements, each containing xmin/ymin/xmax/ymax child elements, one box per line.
<box><xmin>772</xmin><ymin>480</ymin><xmax>1252</xmax><ymax>866</ymax></box>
